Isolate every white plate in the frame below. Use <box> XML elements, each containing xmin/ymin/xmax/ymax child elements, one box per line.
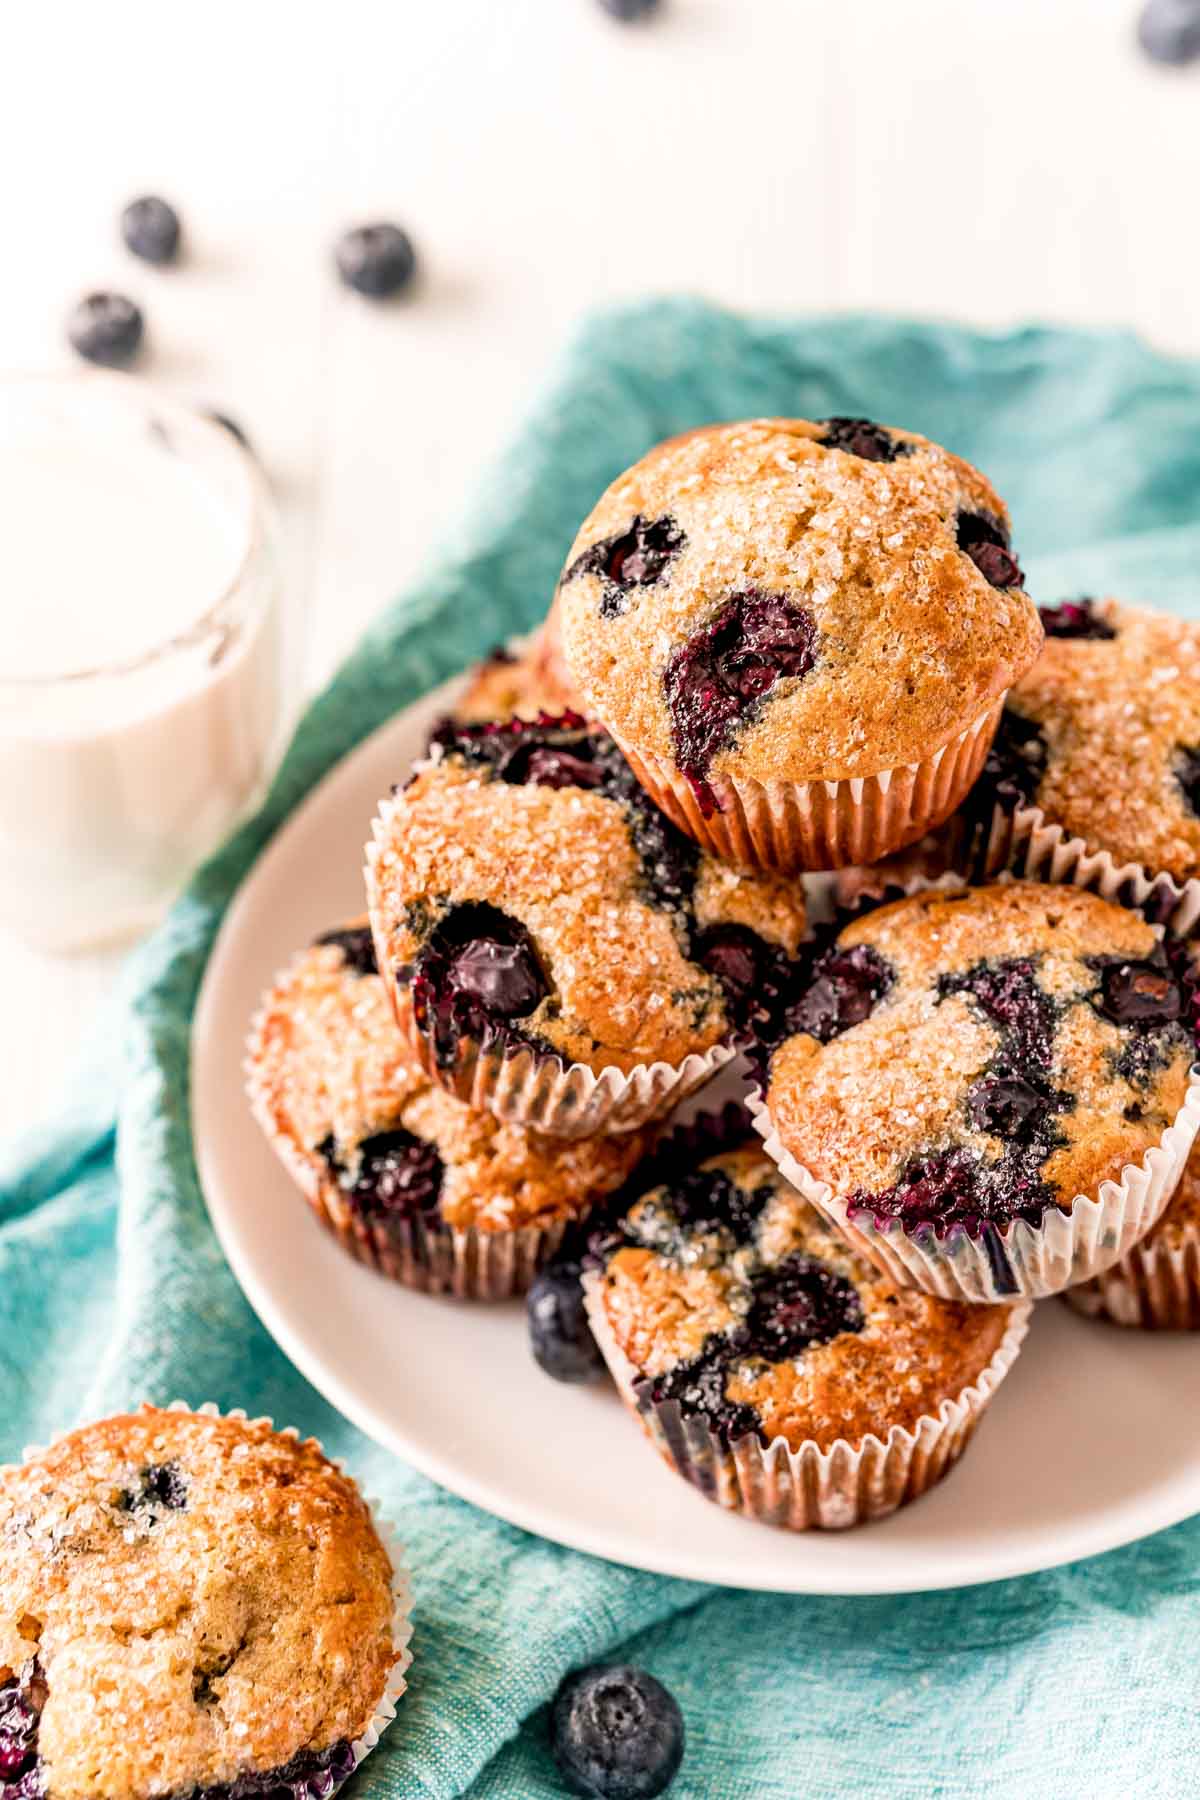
<box><xmin>193</xmin><ymin>675</ymin><xmax>1200</xmax><ymax>1595</ymax></box>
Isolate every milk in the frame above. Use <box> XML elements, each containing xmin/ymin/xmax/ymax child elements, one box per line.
<box><xmin>0</xmin><ymin>376</ymin><xmax>287</xmax><ymax>950</ymax></box>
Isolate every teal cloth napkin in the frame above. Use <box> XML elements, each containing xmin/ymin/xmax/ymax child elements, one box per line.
<box><xmin>4</xmin><ymin>300</ymin><xmax>1200</xmax><ymax>1800</ymax></box>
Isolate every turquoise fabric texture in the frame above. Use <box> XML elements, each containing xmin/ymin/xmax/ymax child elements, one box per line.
<box><xmin>4</xmin><ymin>300</ymin><xmax>1200</xmax><ymax>1799</ymax></box>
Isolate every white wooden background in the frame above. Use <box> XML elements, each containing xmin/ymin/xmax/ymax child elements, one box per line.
<box><xmin>2</xmin><ymin>0</ymin><xmax>1198</xmax><ymax>1144</ymax></box>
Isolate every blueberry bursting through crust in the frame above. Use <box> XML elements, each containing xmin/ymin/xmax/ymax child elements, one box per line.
<box><xmin>562</xmin><ymin>514</ymin><xmax>686</xmax><ymax>619</ymax></box>
<box><xmin>589</xmin><ymin>1160</ymin><xmax>866</xmax><ymax>1447</ymax></box>
<box><xmin>405</xmin><ymin>715</ymin><xmax>806</xmax><ymax>1068</ymax></box>
<box><xmin>0</xmin><ymin>1656</ymin><xmax>358</xmax><ymax>1800</ymax></box>
<box><xmin>662</xmin><ymin>591</ymin><xmax>818</xmax><ymax>815</ymax></box>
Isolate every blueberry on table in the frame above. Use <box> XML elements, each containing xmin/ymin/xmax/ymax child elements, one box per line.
<box><xmin>120</xmin><ymin>194</ymin><xmax>182</xmax><ymax>264</ymax></box>
<box><xmin>334</xmin><ymin>222</ymin><xmax>418</xmax><ymax>298</ymax></box>
<box><xmin>552</xmin><ymin>1664</ymin><xmax>684</xmax><ymax>1799</ymax></box>
<box><xmin>598</xmin><ymin>0</ymin><xmax>662</xmax><ymax>19</ymax></box>
<box><xmin>1138</xmin><ymin>0</ymin><xmax>1200</xmax><ymax>65</ymax></box>
<box><xmin>66</xmin><ymin>291</ymin><xmax>144</xmax><ymax>367</ymax></box>
<box><xmin>528</xmin><ymin>1264</ymin><xmax>604</xmax><ymax>1383</ymax></box>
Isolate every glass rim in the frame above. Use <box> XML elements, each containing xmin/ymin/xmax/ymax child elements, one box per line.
<box><xmin>0</xmin><ymin>368</ymin><xmax>271</xmax><ymax>691</ymax></box>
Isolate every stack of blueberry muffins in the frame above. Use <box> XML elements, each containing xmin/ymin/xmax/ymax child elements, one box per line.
<box><xmin>247</xmin><ymin>416</ymin><xmax>1200</xmax><ymax>1536</ymax></box>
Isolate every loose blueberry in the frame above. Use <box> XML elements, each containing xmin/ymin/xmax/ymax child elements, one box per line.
<box><xmin>347</xmin><ymin>1129</ymin><xmax>444</xmax><ymax>1221</ymax></box>
<box><xmin>1138</xmin><ymin>0</ymin><xmax>1200</xmax><ymax>64</ymax></box>
<box><xmin>663</xmin><ymin>590</ymin><xmax>817</xmax><ymax>810</ymax></box>
<box><xmin>1094</xmin><ymin>959</ymin><xmax>1184</xmax><ymax>1028</ymax></box>
<box><xmin>334</xmin><ymin>222</ymin><xmax>418</xmax><ymax>298</ymax></box>
<box><xmin>1039</xmin><ymin>597</ymin><xmax>1117</xmax><ymax>640</ymax></box>
<box><xmin>597</xmin><ymin>0</ymin><xmax>662</xmax><ymax>20</ymax></box>
<box><xmin>120</xmin><ymin>194</ymin><xmax>181</xmax><ymax>265</ymax></box>
<box><xmin>552</xmin><ymin>1665</ymin><xmax>684</xmax><ymax>1800</ymax></box>
<box><xmin>565</xmin><ymin>515</ymin><xmax>685</xmax><ymax>619</ymax></box>
<box><xmin>528</xmin><ymin>1264</ymin><xmax>605</xmax><ymax>1383</ymax></box>
<box><xmin>314</xmin><ymin>925</ymin><xmax>378</xmax><ymax>977</ymax></box>
<box><xmin>785</xmin><ymin>942</ymin><xmax>894</xmax><ymax>1043</ymax></box>
<box><xmin>66</xmin><ymin>291</ymin><xmax>144</xmax><ymax>367</ymax></box>
<box><xmin>819</xmin><ymin>416</ymin><xmax>908</xmax><ymax>463</ymax></box>
<box><xmin>956</xmin><ymin>510</ymin><xmax>1024</xmax><ymax>590</ymax></box>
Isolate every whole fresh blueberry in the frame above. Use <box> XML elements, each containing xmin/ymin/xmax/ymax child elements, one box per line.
<box><xmin>598</xmin><ymin>0</ymin><xmax>662</xmax><ymax>19</ymax></box>
<box><xmin>552</xmin><ymin>1664</ymin><xmax>684</xmax><ymax>1799</ymax></box>
<box><xmin>66</xmin><ymin>291</ymin><xmax>144</xmax><ymax>367</ymax></box>
<box><xmin>528</xmin><ymin>1265</ymin><xmax>605</xmax><ymax>1383</ymax></box>
<box><xmin>335</xmin><ymin>222</ymin><xmax>418</xmax><ymax>298</ymax></box>
<box><xmin>120</xmin><ymin>194</ymin><xmax>182</xmax><ymax>265</ymax></box>
<box><xmin>1138</xmin><ymin>0</ymin><xmax>1200</xmax><ymax>64</ymax></box>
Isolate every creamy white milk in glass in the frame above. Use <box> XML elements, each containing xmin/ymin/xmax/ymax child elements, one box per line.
<box><xmin>0</xmin><ymin>374</ymin><xmax>289</xmax><ymax>949</ymax></box>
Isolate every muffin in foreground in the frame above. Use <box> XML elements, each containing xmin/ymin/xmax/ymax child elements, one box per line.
<box><xmin>247</xmin><ymin>921</ymin><xmax>655</xmax><ymax>1296</ymax></box>
<box><xmin>555</xmin><ymin>418</ymin><xmax>1042</xmax><ymax>871</ymax></box>
<box><xmin>953</xmin><ymin>597</ymin><xmax>1200</xmax><ymax>931</ymax></box>
<box><xmin>582</xmin><ymin>1142</ymin><xmax>1029</xmax><ymax>1530</ymax></box>
<box><xmin>365</xmin><ymin>713</ymin><xmax>808</xmax><ymax>1136</ymax></box>
<box><xmin>0</xmin><ymin>1404</ymin><xmax>409</xmax><ymax>1800</ymax></box>
<box><xmin>759</xmin><ymin>882</ymin><xmax>1200</xmax><ymax>1302</ymax></box>
<box><xmin>1067</xmin><ymin>1135</ymin><xmax>1200</xmax><ymax>1329</ymax></box>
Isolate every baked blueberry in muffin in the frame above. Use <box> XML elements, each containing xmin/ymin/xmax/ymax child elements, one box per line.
<box><xmin>0</xmin><ymin>1406</ymin><xmax>407</xmax><ymax>1800</ymax></box>
<box><xmin>247</xmin><ymin>921</ymin><xmax>655</xmax><ymax>1296</ymax></box>
<box><xmin>960</xmin><ymin>598</ymin><xmax>1200</xmax><ymax>902</ymax></box>
<box><xmin>583</xmin><ymin>1143</ymin><xmax>1027</xmax><ymax>1529</ymax></box>
<box><xmin>555</xmin><ymin>420</ymin><xmax>1042</xmax><ymax>871</ymax></box>
<box><xmin>365</xmin><ymin>714</ymin><xmax>808</xmax><ymax>1134</ymax></box>
<box><xmin>762</xmin><ymin>882</ymin><xmax>1200</xmax><ymax>1300</ymax></box>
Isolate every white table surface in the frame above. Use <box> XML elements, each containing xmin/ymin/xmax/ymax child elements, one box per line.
<box><xmin>2</xmin><ymin>0</ymin><xmax>1197</xmax><ymax>1146</ymax></box>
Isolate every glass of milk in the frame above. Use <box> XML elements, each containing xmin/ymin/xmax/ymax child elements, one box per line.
<box><xmin>0</xmin><ymin>374</ymin><xmax>289</xmax><ymax>951</ymax></box>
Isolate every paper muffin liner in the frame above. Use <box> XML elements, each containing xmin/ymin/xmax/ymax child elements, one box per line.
<box><xmin>748</xmin><ymin>1073</ymin><xmax>1200</xmax><ymax>1305</ymax></box>
<box><xmin>960</xmin><ymin>803</ymin><xmax>1200</xmax><ymax>937</ymax></box>
<box><xmin>19</xmin><ymin>1400</ymin><xmax>413</xmax><ymax>1784</ymax></box>
<box><xmin>582</xmin><ymin>1274</ymin><xmax>1030</xmax><ymax>1530</ymax></box>
<box><xmin>605</xmin><ymin>695</ymin><xmax>1006</xmax><ymax>875</ymax></box>
<box><xmin>1064</xmin><ymin>1221</ymin><xmax>1200</xmax><ymax>1329</ymax></box>
<box><xmin>747</xmin><ymin>844</ymin><xmax>1200</xmax><ymax>1302</ymax></box>
<box><xmin>244</xmin><ymin>1024</ymin><xmax>572</xmax><ymax>1299</ymax></box>
<box><xmin>385</xmin><ymin>985</ymin><xmax>734</xmax><ymax>1140</ymax></box>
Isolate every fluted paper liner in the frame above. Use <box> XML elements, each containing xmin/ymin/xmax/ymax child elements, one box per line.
<box><xmin>1065</xmin><ymin>1222</ymin><xmax>1200</xmax><ymax>1329</ymax></box>
<box><xmin>19</xmin><ymin>1401</ymin><xmax>412</xmax><ymax>1781</ymax></box>
<box><xmin>961</xmin><ymin>804</ymin><xmax>1200</xmax><ymax>937</ymax></box>
<box><xmin>245</xmin><ymin>1008</ymin><xmax>571</xmax><ymax>1299</ymax></box>
<box><xmin>364</xmin><ymin>791</ymin><xmax>734</xmax><ymax>1140</ymax></box>
<box><xmin>606</xmin><ymin>695</ymin><xmax>1006</xmax><ymax>875</ymax></box>
<box><xmin>582</xmin><ymin>1275</ymin><xmax>1030</xmax><ymax>1530</ymax></box>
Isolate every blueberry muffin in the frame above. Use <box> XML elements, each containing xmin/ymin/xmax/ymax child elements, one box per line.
<box><xmin>555</xmin><ymin>419</ymin><xmax>1042</xmax><ymax>872</ymax></box>
<box><xmin>0</xmin><ymin>1405</ymin><xmax>408</xmax><ymax>1800</ymax></box>
<box><xmin>365</xmin><ymin>714</ymin><xmax>809</xmax><ymax>1135</ymax></box>
<box><xmin>582</xmin><ymin>1143</ymin><xmax>1029</xmax><ymax>1529</ymax></box>
<box><xmin>760</xmin><ymin>882</ymin><xmax>1200</xmax><ymax>1301</ymax></box>
<box><xmin>959</xmin><ymin>598</ymin><xmax>1200</xmax><ymax>925</ymax></box>
<box><xmin>454</xmin><ymin>616</ymin><xmax>581</xmax><ymax>727</ymax></box>
<box><xmin>1067</xmin><ymin>1134</ymin><xmax>1200</xmax><ymax>1329</ymax></box>
<box><xmin>247</xmin><ymin>922</ymin><xmax>654</xmax><ymax>1296</ymax></box>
